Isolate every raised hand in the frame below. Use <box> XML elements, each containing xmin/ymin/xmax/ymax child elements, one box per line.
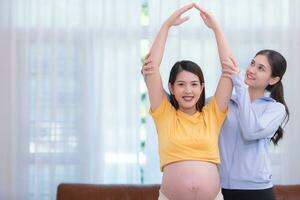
<box><xmin>194</xmin><ymin>4</ymin><xmax>219</xmax><ymax>30</ymax></box>
<box><xmin>164</xmin><ymin>3</ymin><xmax>194</xmax><ymax>27</ymax></box>
<box><xmin>144</xmin><ymin>3</ymin><xmax>196</xmax><ymax>110</ymax></box>
<box><xmin>221</xmin><ymin>57</ymin><xmax>240</xmax><ymax>78</ymax></box>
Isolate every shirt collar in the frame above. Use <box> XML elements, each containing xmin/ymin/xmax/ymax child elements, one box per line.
<box><xmin>230</xmin><ymin>94</ymin><xmax>276</xmax><ymax>104</ymax></box>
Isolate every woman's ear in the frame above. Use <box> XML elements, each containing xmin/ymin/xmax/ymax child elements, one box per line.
<box><xmin>269</xmin><ymin>76</ymin><xmax>280</xmax><ymax>86</ymax></box>
<box><xmin>168</xmin><ymin>83</ymin><xmax>174</xmax><ymax>95</ymax></box>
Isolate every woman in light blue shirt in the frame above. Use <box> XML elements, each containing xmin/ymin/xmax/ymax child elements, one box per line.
<box><xmin>142</xmin><ymin>5</ymin><xmax>289</xmax><ymax>200</ymax></box>
<box><xmin>218</xmin><ymin>49</ymin><xmax>289</xmax><ymax>200</ymax></box>
<box><xmin>191</xmin><ymin>6</ymin><xmax>290</xmax><ymax>200</ymax></box>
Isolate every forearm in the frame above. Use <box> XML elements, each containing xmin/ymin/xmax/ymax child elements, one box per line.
<box><xmin>232</xmin><ymin>74</ymin><xmax>284</xmax><ymax>140</ymax></box>
<box><xmin>149</xmin><ymin>23</ymin><xmax>170</xmax><ymax>70</ymax></box>
<box><xmin>238</xmin><ymin>95</ymin><xmax>285</xmax><ymax>140</ymax></box>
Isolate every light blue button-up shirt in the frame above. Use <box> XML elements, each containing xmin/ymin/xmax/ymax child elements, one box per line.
<box><xmin>219</xmin><ymin>73</ymin><xmax>286</xmax><ymax>189</ymax></box>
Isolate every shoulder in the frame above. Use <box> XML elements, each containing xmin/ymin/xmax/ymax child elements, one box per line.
<box><xmin>267</xmin><ymin>101</ymin><xmax>285</xmax><ymax>113</ymax></box>
<box><xmin>203</xmin><ymin>96</ymin><xmax>228</xmax><ymax>117</ymax></box>
<box><xmin>258</xmin><ymin>100</ymin><xmax>286</xmax><ymax>120</ymax></box>
<box><xmin>150</xmin><ymin>96</ymin><xmax>175</xmax><ymax>119</ymax></box>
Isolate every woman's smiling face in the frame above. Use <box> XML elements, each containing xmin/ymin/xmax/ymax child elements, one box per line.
<box><xmin>169</xmin><ymin>70</ymin><xmax>203</xmax><ymax>115</ymax></box>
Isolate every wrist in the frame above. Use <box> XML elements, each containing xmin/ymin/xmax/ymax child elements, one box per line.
<box><xmin>212</xmin><ymin>25</ymin><xmax>222</xmax><ymax>34</ymax></box>
<box><xmin>162</xmin><ymin>21</ymin><xmax>172</xmax><ymax>29</ymax></box>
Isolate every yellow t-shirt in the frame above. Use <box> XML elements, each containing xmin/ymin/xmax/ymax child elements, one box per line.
<box><xmin>150</xmin><ymin>96</ymin><xmax>228</xmax><ymax>171</ymax></box>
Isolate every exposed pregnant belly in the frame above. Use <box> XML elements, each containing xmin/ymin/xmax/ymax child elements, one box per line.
<box><xmin>161</xmin><ymin>161</ymin><xmax>220</xmax><ymax>200</ymax></box>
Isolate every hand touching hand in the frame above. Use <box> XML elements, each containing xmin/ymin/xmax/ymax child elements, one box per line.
<box><xmin>194</xmin><ymin>4</ymin><xmax>220</xmax><ymax>30</ymax></box>
<box><xmin>164</xmin><ymin>3</ymin><xmax>194</xmax><ymax>27</ymax></box>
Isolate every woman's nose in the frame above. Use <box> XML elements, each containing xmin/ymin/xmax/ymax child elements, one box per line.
<box><xmin>184</xmin><ymin>86</ymin><xmax>192</xmax><ymax>93</ymax></box>
<box><xmin>248</xmin><ymin>66</ymin><xmax>256</xmax><ymax>73</ymax></box>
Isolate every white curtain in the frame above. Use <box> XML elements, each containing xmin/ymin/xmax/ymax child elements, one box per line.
<box><xmin>1</xmin><ymin>0</ymin><xmax>300</xmax><ymax>200</ymax></box>
<box><xmin>144</xmin><ymin>0</ymin><xmax>300</xmax><ymax>185</ymax></box>
<box><xmin>0</xmin><ymin>0</ymin><xmax>141</xmax><ymax>199</ymax></box>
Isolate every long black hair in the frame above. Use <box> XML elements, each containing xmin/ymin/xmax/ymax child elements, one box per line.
<box><xmin>256</xmin><ymin>50</ymin><xmax>289</xmax><ymax>145</ymax></box>
<box><xmin>168</xmin><ymin>60</ymin><xmax>205</xmax><ymax>112</ymax></box>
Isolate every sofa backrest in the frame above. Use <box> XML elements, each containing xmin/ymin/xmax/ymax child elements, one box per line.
<box><xmin>57</xmin><ymin>183</ymin><xmax>160</xmax><ymax>200</ymax></box>
<box><xmin>57</xmin><ymin>183</ymin><xmax>300</xmax><ymax>200</ymax></box>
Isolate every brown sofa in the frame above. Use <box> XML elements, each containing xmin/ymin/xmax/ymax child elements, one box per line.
<box><xmin>56</xmin><ymin>183</ymin><xmax>300</xmax><ymax>200</ymax></box>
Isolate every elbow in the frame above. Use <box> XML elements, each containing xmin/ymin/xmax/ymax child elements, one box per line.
<box><xmin>243</xmin><ymin>134</ymin><xmax>257</xmax><ymax>141</ymax></box>
<box><xmin>241</xmin><ymin>129</ymin><xmax>259</xmax><ymax>141</ymax></box>
<box><xmin>242</xmin><ymin>128</ymin><xmax>271</xmax><ymax>141</ymax></box>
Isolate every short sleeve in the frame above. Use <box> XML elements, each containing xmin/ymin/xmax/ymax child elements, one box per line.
<box><xmin>202</xmin><ymin>96</ymin><xmax>228</xmax><ymax>131</ymax></box>
<box><xmin>149</xmin><ymin>96</ymin><xmax>175</xmax><ymax>122</ymax></box>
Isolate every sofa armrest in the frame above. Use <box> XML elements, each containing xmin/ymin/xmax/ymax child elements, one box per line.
<box><xmin>273</xmin><ymin>185</ymin><xmax>300</xmax><ymax>200</ymax></box>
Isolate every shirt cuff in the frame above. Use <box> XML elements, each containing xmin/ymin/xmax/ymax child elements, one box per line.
<box><xmin>231</xmin><ymin>73</ymin><xmax>244</xmax><ymax>88</ymax></box>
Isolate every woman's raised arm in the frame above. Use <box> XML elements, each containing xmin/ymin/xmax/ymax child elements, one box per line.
<box><xmin>145</xmin><ymin>3</ymin><xmax>194</xmax><ymax>111</ymax></box>
<box><xmin>195</xmin><ymin>5</ymin><xmax>239</xmax><ymax>112</ymax></box>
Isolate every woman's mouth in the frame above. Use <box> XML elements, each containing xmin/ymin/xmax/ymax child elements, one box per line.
<box><xmin>182</xmin><ymin>96</ymin><xmax>194</xmax><ymax>101</ymax></box>
<box><xmin>246</xmin><ymin>73</ymin><xmax>255</xmax><ymax>80</ymax></box>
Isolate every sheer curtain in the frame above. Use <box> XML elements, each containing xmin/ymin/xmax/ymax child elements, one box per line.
<box><xmin>144</xmin><ymin>0</ymin><xmax>300</xmax><ymax>185</ymax></box>
<box><xmin>1</xmin><ymin>0</ymin><xmax>300</xmax><ymax>200</ymax></box>
<box><xmin>0</xmin><ymin>0</ymin><xmax>141</xmax><ymax>199</ymax></box>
